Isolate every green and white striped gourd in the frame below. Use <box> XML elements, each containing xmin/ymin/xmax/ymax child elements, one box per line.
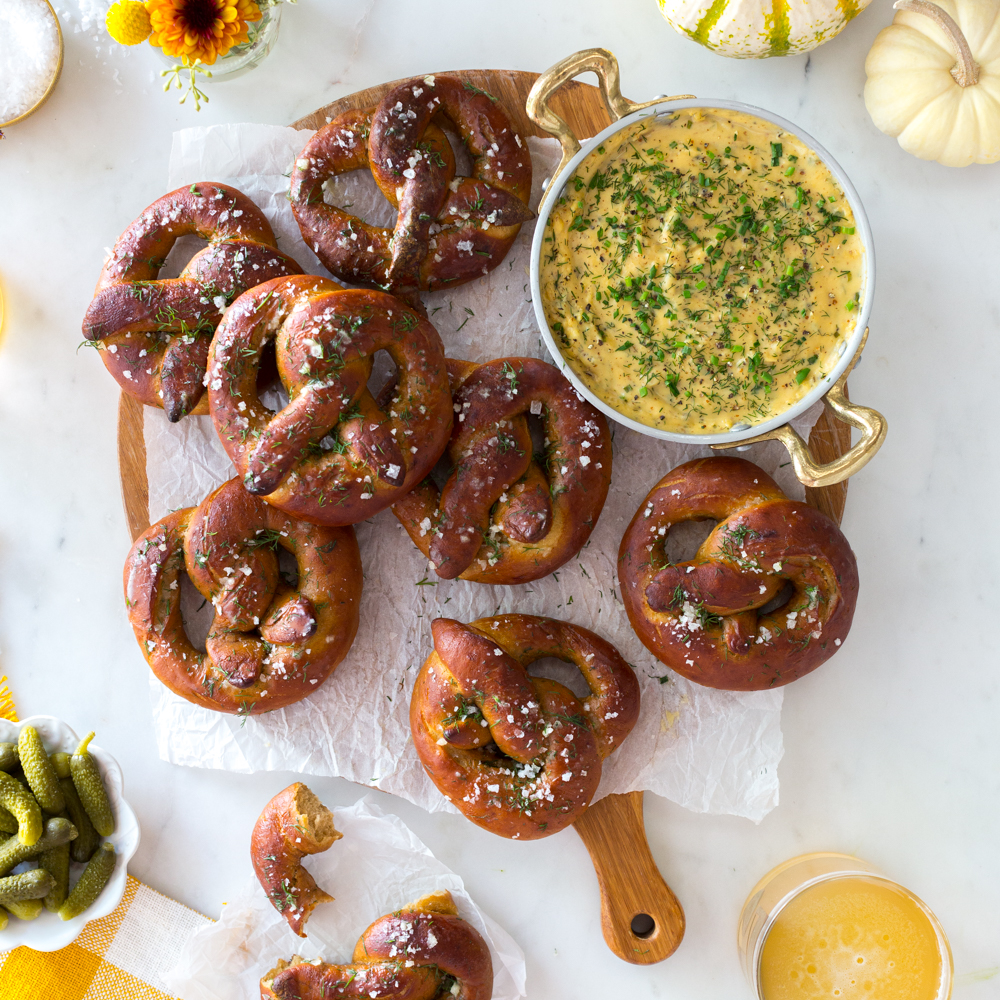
<box><xmin>656</xmin><ymin>0</ymin><xmax>874</xmax><ymax>57</ymax></box>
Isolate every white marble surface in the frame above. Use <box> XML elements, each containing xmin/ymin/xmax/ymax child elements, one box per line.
<box><xmin>1</xmin><ymin>0</ymin><xmax>998</xmax><ymax>996</ymax></box>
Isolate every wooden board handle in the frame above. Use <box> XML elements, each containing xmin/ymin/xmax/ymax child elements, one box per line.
<box><xmin>118</xmin><ymin>392</ymin><xmax>149</xmax><ymax>542</ymax></box>
<box><xmin>573</xmin><ymin>790</ymin><xmax>685</xmax><ymax>964</ymax></box>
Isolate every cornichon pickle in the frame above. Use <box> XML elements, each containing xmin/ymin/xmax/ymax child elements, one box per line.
<box><xmin>6</xmin><ymin>898</ymin><xmax>43</xmax><ymax>921</ymax></box>
<box><xmin>18</xmin><ymin>727</ymin><xmax>64</xmax><ymax>814</ymax></box>
<box><xmin>58</xmin><ymin>842</ymin><xmax>116</xmax><ymax>921</ymax></box>
<box><xmin>60</xmin><ymin>778</ymin><xmax>98</xmax><ymax>863</ymax></box>
<box><xmin>0</xmin><ymin>908</ymin><xmax>7</xmax><ymax>930</ymax></box>
<box><xmin>0</xmin><ymin>816</ymin><xmax>77</xmax><ymax>876</ymax></box>
<box><xmin>40</xmin><ymin>841</ymin><xmax>70</xmax><ymax>912</ymax></box>
<box><xmin>0</xmin><ymin>869</ymin><xmax>55</xmax><ymax>904</ymax></box>
<box><xmin>0</xmin><ymin>808</ymin><xmax>18</xmax><ymax>835</ymax></box>
<box><xmin>0</xmin><ymin>744</ymin><xmax>18</xmax><ymax>772</ymax></box>
<box><xmin>0</xmin><ymin>771</ymin><xmax>41</xmax><ymax>846</ymax></box>
<box><xmin>49</xmin><ymin>752</ymin><xmax>72</xmax><ymax>780</ymax></box>
<box><xmin>5</xmin><ymin>769</ymin><xmax>26</xmax><ymax>789</ymax></box>
<box><xmin>70</xmin><ymin>733</ymin><xmax>114</xmax><ymax>838</ymax></box>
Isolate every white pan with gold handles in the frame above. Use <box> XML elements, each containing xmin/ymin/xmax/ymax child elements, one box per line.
<box><xmin>526</xmin><ymin>47</ymin><xmax>886</xmax><ymax>488</ymax></box>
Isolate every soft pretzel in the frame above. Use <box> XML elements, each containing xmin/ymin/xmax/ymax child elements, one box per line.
<box><xmin>410</xmin><ymin>615</ymin><xmax>640</xmax><ymax>840</ymax></box>
<box><xmin>290</xmin><ymin>75</ymin><xmax>533</xmax><ymax>295</ymax></box>
<box><xmin>618</xmin><ymin>457</ymin><xmax>859</xmax><ymax>691</ymax></box>
<box><xmin>260</xmin><ymin>890</ymin><xmax>493</xmax><ymax>1000</ymax></box>
<box><xmin>83</xmin><ymin>182</ymin><xmax>301</xmax><ymax>421</ymax></box>
<box><xmin>251</xmin><ymin>783</ymin><xmax>341</xmax><ymax>937</ymax></box>
<box><xmin>393</xmin><ymin>357</ymin><xmax>612</xmax><ymax>584</ymax></box>
<box><xmin>123</xmin><ymin>477</ymin><xmax>363</xmax><ymax>715</ymax></box>
<box><xmin>206</xmin><ymin>275</ymin><xmax>453</xmax><ymax>526</ymax></box>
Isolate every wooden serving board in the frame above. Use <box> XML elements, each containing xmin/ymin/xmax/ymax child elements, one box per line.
<box><xmin>117</xmin><ymin>67</ymin><xmax>851</xmax><ymax>967</ymax></box>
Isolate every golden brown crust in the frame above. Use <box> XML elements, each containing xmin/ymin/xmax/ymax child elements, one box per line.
<box><xmin>123</xmin><ymin>477</ymin><xmax>363</xmax><ymax>715</ymax></box>
<box><xmin>289</xmin><ymin>76</ymin><xmax>532</xmax><ymax>295</ymax></box>
<box><xmin>205</xmin><ymin>275</ymin><xmax>453</xmax><ymax>526</ymax></box>
<box><xmin>410</xmin><ymin>615</ymin><xmax>639</xmax><ymax>840</ymax></box>
<box><xmin>251</xmin><ymin>783</ymin><xmax>341</xmax><ymax>937</ymax></box>
<box><xmin>392</xmin><ymin>357</ymin><xmax>612</xmax><ymax>584</ymax></box>
<box><xmin>618</xmin><ymin>457</ymin><xmax>860</xmax><ymax>690</ymax></box>
<box><xmin>260</xmin><ymin>891</ymin><xmax>493</xmax><ymax>1000</ymax></box>
<box><xmin>83</xmin><ymin>182</ymin><xmax>301</xmax><ymax>421</ymax></box>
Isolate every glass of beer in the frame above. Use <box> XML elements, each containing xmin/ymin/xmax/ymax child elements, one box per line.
<box><xmin>737</xmin><ymin>853</ymin><xmax>952</xmax><ymax>1000</ymax></box>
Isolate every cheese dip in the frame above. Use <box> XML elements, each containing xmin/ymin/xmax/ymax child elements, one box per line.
<box><xmin>539</xmin><ymin>109</ymin><xmax>864</xmax><ymax>434</ymax></box>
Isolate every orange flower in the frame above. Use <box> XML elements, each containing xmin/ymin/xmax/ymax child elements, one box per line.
<box><xmin>146</xmin><ymin>0</ymin><xmax>262</xmax><ymax>66</ymax></box>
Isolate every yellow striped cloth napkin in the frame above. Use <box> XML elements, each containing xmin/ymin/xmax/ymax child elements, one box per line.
<box><xmin>0</xmin><ymin>679</ymin><xmax>212</xmax><ymax>999</ymax></box>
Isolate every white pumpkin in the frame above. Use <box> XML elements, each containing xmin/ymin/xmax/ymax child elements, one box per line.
<box><xmin>656</xmin><ymin>0</ymin><xmax>874</xmax><ymax>58</ymax></box>
<box><xmin>865</xmin><ymin>0</ymin><xmax>1000</xmax><ymax>166</ymax></box>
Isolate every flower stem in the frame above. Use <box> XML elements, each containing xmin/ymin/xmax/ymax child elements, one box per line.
<box><xmin>161</xmin><ymin>60</ymin><xmax>212</xmax><ymax>110</ymax></box>
<box><xmin>893</xmin><ymin>0</ymin><xmax>981</xmax><ymax>87</ymax></box>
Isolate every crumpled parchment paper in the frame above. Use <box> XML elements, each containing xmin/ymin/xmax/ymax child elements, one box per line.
<box><xmin>142</xmin><ymin>123</ymin><xmax>826</xmax><ymax>822</ymax></box>
<box><xmin>161</xmin><ymin>796</ymin><xmax>526</xmax><ymax>1000</ymax></box>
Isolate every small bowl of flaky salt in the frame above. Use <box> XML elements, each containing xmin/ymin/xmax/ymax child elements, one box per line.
<box><xmin>0</xmin><ymin>0</ymin><xmax>64</xmax><ymax>128</ymax></box>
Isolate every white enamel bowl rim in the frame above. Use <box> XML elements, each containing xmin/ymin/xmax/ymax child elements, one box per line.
<box><xmin>0</xmin><ymin>715</ymin><xmax>140</xmax><ymax>951</ymax></box>
<box><xmin>529</xmin><ymin>98</ymin><xmax>876</xmax><ymax>446</ymax></box>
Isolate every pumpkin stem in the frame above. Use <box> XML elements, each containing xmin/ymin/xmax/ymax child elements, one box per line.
<box><xmin>893</xmin><ymin>0</ymin><xmax>981</xmax><ymax>87</ymax></box>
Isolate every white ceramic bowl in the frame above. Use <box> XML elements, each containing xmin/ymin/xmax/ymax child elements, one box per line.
<box><xmin>530</xmin><ymin>99</ymin><xmax>876</xmax><ymax>447</ymax></box>
<box><xmin>0</xmin><ymin>715</ymin><xmax>140</xmax><ymax>951</ymax></box>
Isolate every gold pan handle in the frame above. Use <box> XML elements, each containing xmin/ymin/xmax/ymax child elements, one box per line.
<box><xmin>712</xmin><ymin>329</ymin><xmax>888</xmax><ymax>489</ymax></box>
<box><xmin>526</xmin><ymin>47</ymin><xmax>694</xmax><ymax>197</ymax></box>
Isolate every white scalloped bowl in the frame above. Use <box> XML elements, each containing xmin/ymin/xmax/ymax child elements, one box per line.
<box><xmin>0</xmin><ymin>715</ymin><xmax>140</xmax><ymax>951</ymax></box>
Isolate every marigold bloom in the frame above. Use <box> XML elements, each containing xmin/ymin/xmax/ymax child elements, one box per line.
<box><xmin>147</xmin><ymin>0</ymin><xmax>262</xmax><ymax>65</ymax></box>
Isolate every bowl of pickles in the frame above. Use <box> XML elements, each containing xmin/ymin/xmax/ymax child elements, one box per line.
<box><xmin>0</xmin><ymin>715</ymin><xmax>139</xmax><ymax>950</ymax></box>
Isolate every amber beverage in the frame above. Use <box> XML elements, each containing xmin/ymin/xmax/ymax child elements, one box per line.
<box><xmin>737</xmin><ymin>853</ymin><xmax>952</xmax><ymax>1000</ymax></box>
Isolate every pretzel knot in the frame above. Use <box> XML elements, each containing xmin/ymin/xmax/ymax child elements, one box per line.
<box><xmin>618</xmin><ymin>457</ymin><xmax>859</xmax><ymax>691</ymax></box>
<box><xmin>207</xmin><ymin>274</ymin><xmax>453</xmax><ymax>526</ymax></box>
<box><xmin>123</xmin><ymin>477</ymin><xmax>363</xmax><ymax>715</ymax></box>
<box><xmin>260</xmin><ymin>890</ymin><xmax>493</xmax><ymax>1000</ymax></box>
<box><xmin>83</xmin><ymin>182</ymin><xmax>301</xmax><ymax>421</ymax></box>
<box><xmin>410</xmin><ymin>615</ymin><xmax>640</xmax><ymax>840</ymax></box>
<box><xmin>290</xmin><ymin>75</ymin><xmax>533</xmax><ymax>294</ymax></box>
<box><xmin>394</xmin><ymin>357</ymin><xmax>612</xmax><ymax>584</ymax></box>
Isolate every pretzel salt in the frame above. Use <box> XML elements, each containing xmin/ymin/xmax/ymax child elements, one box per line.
<box><xmin>83</xmin><ymin>182</ymin><xmax>300</xmax><ymax>421</ymax></box>
<box><xmin>251</xmin><ymin>783</ymin><xmax>341</xmax><ymax>937</ymax></box>
<box><xmin>618</xmin><ymin>457</ymin><xmax>859</xmax><ymax>690</ymax></box>
<box><xmin>207</xmin><ymin>275</ymin><xmax>453</xmax><ymax>525</ymax></box>
<box><xmin>393</xmin><ymin>357</ymin><xmax>612</xmax><ymax>584</ymax></box>
<box><xmin>290</xmin><ymin>75</ymin><xmax>532</xmax><ymax>294</ymax></box>
<box><xmin>410</xmin><ymin>615</ymin><xmax>639</xmax><ymax>840</ymax></box>
<box><xmin>124</xmin><ymin>478</ymin><xmax>362</xmax><ymax>715</ymax></box>
<box><xmin>261</xmin><ymin>890</ymin><xmax>493</xmax><ymax>1000</ymax></box>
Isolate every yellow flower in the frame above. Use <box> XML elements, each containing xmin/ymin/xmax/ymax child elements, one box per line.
<box><xmin>146</xmin><ymin>0</ymin><xmax>262</xmax><ymax>66</ymax></box>
<box><xmin>106</xmin><ymin>0</ymin><xmax>153</xmax><ymax>45</ymax></box>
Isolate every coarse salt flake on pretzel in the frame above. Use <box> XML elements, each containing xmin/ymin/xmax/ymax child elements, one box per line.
<box><xmin>83</xmin><ymin>182</ymin><xmax>301</xmax><ymax>421</ymax></box>
<box><xmin>251</xmin><ymin>783</ymin><xmax>341</xmax><ymax>937</ymax></box>
<box><xmin>410</xmin><ymin>614</ymin><xmax>640</xmax><ymax>840</ymax></box>
<box><xmin>618</xmin><ymin>457</ymin><xmax>859</xmax><ymax>691</ymax></box>
<box><xmin>393</xmin><ymin>357</ymin><xmax>612</xmax><ymax>585</ymax></box>
<box><xmin>290</xmin><ymin>75</ymin><xmax>533</xmax><ymax>295</ymax></box>
<box><xmin>260</xmin><ymin>889</ymin><xmax>493</xmax><ymax>1000</ymax></box>
<box><xmin>207</xmin><ymin>274</ymin><xmax>453</xmax><ymax>526</ymax></box>
<box><xmin>123</xmin><ymin>477</ymin><xmax>363</xmax><ymax>716</ymax></box>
